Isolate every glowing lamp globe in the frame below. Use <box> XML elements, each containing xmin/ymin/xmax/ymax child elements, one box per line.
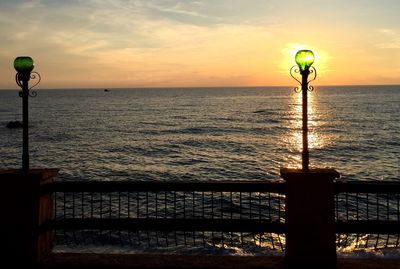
<box><xmin>14</xmin><ymin>56</ymin><xmax>34</xmax><ymax>73</ymax></box>
<box><xmin>295</xmin><ymin>50</ymin><xmax>314</xmax><ymax>72</ymax></box>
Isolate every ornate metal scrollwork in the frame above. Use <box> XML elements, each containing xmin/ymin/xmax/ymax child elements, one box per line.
<box><xmin>15</xmin><ymin>73</ymin><xmax>23</xmax><ymax>88</ymax></box>
<box><xmin>15</xmin><ymin>71</ymin><xmax>41</xmax><ymax>98</ymax></box>
<box><xmin>307</xmin><ymin>66</ymin><xmax>317</xmax><ymax>92</ymax></box>
<box><xmin>29</xmin><ymin>72</ymin><xmax>41</xmax><ymax>90</ymax></box>
<box><xmin>290</xmin><ymin>65</ymin><xmax>302</xmax><ymax>93</ymax></box>
<box><xmin>290</xmin><ymin>65</ymin><xmax>317</xmax><ymax>92</ymax></box>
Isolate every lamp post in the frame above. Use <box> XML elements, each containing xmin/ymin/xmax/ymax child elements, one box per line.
<box><xmin>282</xmin><ymin>50</ymin><xmax>340</xmax><ymax>267</ymax></box>
<box><xmin>290</xmin><ymin>50</ymin><xmax>317</xmax><ymax>172</ymax></box>
<box><xmin>14</xmin><ymin>56</ymin><xmax>41</xmax><ymax>171</ymax></box>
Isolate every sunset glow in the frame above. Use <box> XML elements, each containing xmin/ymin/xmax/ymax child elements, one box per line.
<box><xmin>0</xmin><ymin>0</ymin><xmax>399</xmax><ymax>89</ymax></box>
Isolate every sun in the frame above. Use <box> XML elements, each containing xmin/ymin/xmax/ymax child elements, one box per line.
<box><xmin>280</xmin><ymin>43</ymin><xmax>331</xmax><ymax>75</ymax></box>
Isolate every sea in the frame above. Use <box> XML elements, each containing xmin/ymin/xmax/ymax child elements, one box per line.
<box><xmin>0</xmin><ymin>86</ymin><xmax>398</xmax><ymax>181</ymax></box>
<box><xmin>0</xmin><ymin>86</ymin><xmax>399</xmax><ymax>256</ymax></box>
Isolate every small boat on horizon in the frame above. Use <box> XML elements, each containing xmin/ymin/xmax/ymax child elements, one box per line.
<box><xmin>104</xmin><ymin>89</ymin><xmax>110</xmax><ymax>92</ymax></box>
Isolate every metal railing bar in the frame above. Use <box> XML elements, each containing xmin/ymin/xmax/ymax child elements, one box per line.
<box><xmin>336</xmin><ymin>220</ymin><xmax>400</xmax><ymax>234</ymax></box>
<box><xmin>335</xmin><ymin>181</ymin><xmax>400</xmax><ymax>194</ymax></box>
<box><xmin>40</xmin><ymin>219</ymin><xmax>285</xmax><ymax>233</ymax></box>
<box><xmin>42</xmin><ymin>180</ymin><xmax>287</xmax><ymax>194</ymax></box>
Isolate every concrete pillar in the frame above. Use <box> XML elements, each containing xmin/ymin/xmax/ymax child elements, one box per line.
<box><xmin>280</xmin><ymin>168</ymin><xmax>340</xmax><ymax>268</ymax></box>
<box><xmin>0</xmin><ymin>169</ymin><xmax>58</xmax><ymax>267</ymax></box>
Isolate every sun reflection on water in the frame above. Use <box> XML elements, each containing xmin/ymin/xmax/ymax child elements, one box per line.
<box><xmin>286</xmin><ymin>89</ymin><xmax>330</xmax><ymax>155</ymax></box>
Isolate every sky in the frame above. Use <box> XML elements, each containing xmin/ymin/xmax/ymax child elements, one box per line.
<box><xmin>0</xmin><ymin>0</ymin><xmax>399</xmax><ymax>89</ymax></box>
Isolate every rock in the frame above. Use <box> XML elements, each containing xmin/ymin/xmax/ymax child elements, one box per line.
<box><xmin>6</xmin><ymin>121</ymin><xmax>23</xmax><ymax>129</ymax></box>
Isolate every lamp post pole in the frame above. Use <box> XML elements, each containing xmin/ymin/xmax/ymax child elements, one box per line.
<box><xmin>301</xmin><ymin>68</ymin><xmax>310</xmax><ymax>172</ymax></box>
<box><xmin>14</xmin><ymin>56</ymin><xmax>40</xmax><ymax>171</ymax></box>
<box><xmin>21</xmin><ymin>74</ymin><xmax>30</xmax><ymax>171</ymax></box>
<box><xmin>290</xmin><ymin>50</ymin><xmax>316</xmax><ymax>172</ymax></box>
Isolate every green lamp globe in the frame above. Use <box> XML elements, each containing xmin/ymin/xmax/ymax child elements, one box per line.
<box><xmin>295</xmin><ymin>50</ymin><xmax>314</xmax><ymax>72</ymax></box>
<box><xmin>14</xmin><ymin>56</ymin><xmax>34</xmax><ymax>73</ymax></box>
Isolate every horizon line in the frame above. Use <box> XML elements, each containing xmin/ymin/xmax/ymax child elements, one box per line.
<box><xmin>0</xmin><ymin>83</ymin><xmax>399</xmax><ymax>91</ymax></box>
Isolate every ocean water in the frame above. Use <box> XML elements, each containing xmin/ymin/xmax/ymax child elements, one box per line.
<box><xmin>0</xmin><ymin>86</ymin><xmax>399</xmax><ymax>182</ymax></box>
<box><xmin>1</xmin><ymin>86</ymin><xmax>400</xmax><ymax>256</ymax></box>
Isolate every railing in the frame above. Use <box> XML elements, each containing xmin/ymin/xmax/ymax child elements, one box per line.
<box><xmin>335</xmin><ymin>181</ymin><xmax>400</xmax><ymax>250</ymax></box>
<box><xmin>41</xmin><ymin>181</ymin><xmax>287</xmax><ymax>253</ymax></box>
<box><xmin>39</xmin><ymin>180</ymin><xmax>400</xmax><ymax>254</ymax></box>
<box><xmin>3</xmin><ymin>169</ymin><xmax>400</xmax><ymax>268</ymax></box>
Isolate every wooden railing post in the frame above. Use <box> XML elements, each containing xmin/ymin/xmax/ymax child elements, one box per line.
<box><xmin>280</xmin><ymin>168</ymin><xmax>340</xmax><ymax>268</ymax></box>
<box><xmin>0</xmin><ymin>169</ymin><xmax>58</xmax><ymax>267</ymax></box>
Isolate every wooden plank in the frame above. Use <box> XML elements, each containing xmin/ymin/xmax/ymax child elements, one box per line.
<box><xmin>38</xmin><ymin>253</ymin><xmax>400</xmax><ymax>269</ymax></box>
<box><xmin>39</xmin><ymin>253</ymin><xmax>285</xmax><ymax>269</ymax></box>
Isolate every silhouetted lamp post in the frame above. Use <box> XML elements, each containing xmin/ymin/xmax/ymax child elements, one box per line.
<box><xmin>14</xmin><ymin>56</ymin><xmax>41</xmax><ymax>171</ymax></box>
<box><xmin>290</xmin><ymin>50</ymin><xmax>317</xmax><ymax>172</ymax></box>
<box><xmin>284</xmin><ymin>51</ymin><xmax>339</xmax><ymax>268</ymax></box>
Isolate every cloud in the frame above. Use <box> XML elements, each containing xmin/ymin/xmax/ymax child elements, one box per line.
<box><xmin>136</xmin><ymin>0</ymin><xmax>275</xmax><ymax>26</ymax></box>
<box><xmin>376</xmin><ymin>29</ymin><xmax>400</xmax><ymax>49</ymax></box>
<box><xmin>1</xmin><ymin>0</ymin><xmax>399</xmax><ymax>88</ymax></box>
<box><xmin>0</xmin><ymin>0</ymin><xmax>279</xmax><ymax>87</ymax></box>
